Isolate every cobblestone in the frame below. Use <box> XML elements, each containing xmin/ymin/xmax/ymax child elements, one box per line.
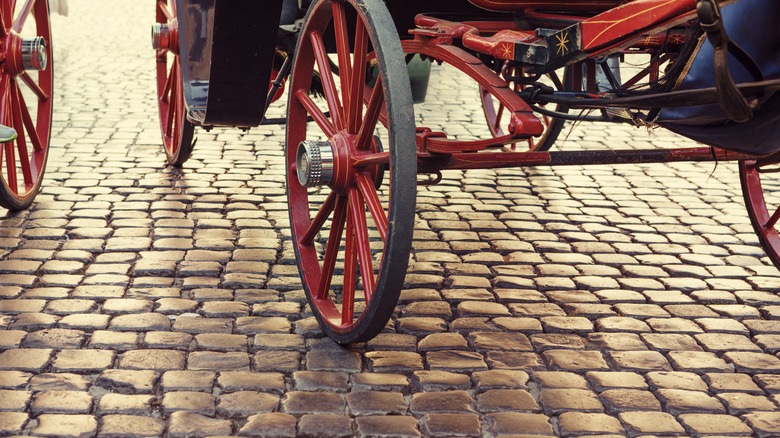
<box><xmin>97</xmin><ymin>394</ymin><xmax>156</xmax><ymax>415</ymax></box>
<box><xmin>96</xmin><ymin>370</ymin><xmax>156</xmax><ymax>394</ymax></box>
<box><xmin>355</xmin><ymin>416</ymin><xmax>421</xmax><ymax>437</ymax></box>
<box><xmin>0</xmin><ymin>412</ymin><xmax>28</xmax><ymax>435</ymax></box>
<box><xmin>619</xmin><ymin>411</ymin><xmax>686</xmax><ymax>436</ymax></box>
<box><xmin>678</xmin><ymin>413</ymin><xmax>754</xmax><ymax>436</ymax></box>
<box><xmin>487</xmin><ymin>412</ymin><xmax>554</xmax><ymax>435</ymax></box>
<box><xmin>30</xmin><ymin>373</ymin><xmax>90</xmax><ymax>392</ymax></box>
<box><xmin>557</xmin><ymin>412</ymin><xmax>625</xmax><ymax>436</ymax></box>
<box><xmin>99</xmin><ymin>414</ymin><xmax>165</xmax><ymax>438</ymax></box>
<box><xmin>167</xmin><ymin>411</ymin><xmax>232</xmax><ymax>437</ymax></box>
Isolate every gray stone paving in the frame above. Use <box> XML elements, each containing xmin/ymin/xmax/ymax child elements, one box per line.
<box><xmin>2</xmin><ymin>1</ymin><xmax>780</xmax><ymax>437</ymax></box>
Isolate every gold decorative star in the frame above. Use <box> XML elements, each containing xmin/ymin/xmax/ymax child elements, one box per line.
<box><xmin>555</xmin><ymin>32</ymin><xmax>569</xmax><ymax>56</ymax></box>
<box><xmin>670</xmin><ymin>34</ymin><xmax>684</xmax><ymax>45</ymax></box>
<box><xmin>500</xmin><ymin>43</ymin><xmax>513</xmax><ymax>59</ymax></box>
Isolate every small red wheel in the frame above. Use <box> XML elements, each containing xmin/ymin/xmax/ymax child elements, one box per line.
<box><xmin>154</xmin><ymin>0</ymin><xmax>194</xmax><ymax>166</ymax></box>
<box><xmin>480</xmin><ymin>66</ymin><xmax>569</xmax><ymax>151</ymax></box>
<box><xmin>0</xmin><ymin>0</ymin><xmax>53</xmax><ymax>210</ymax></box>
<box><xmin>740</xmin><ymin>159</ymin><xmax>780</xmax><ymax>269</ymax></box>
<box><xmin>286</xmin><ymin>0</ymin><xmax>416</xmax><ymax>343</ymax></box>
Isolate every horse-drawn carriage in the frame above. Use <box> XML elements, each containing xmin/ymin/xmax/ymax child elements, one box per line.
<box><xmin>152</xmin><ymin>0</ymin><xmax>780</xmax><ymax>343</ymax></box>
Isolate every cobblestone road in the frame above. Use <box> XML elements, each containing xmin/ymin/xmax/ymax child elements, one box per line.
<box><xmin>3</xmin><ymin>1</ymin><xmax>780</xmax><ymax>437</ymax></box>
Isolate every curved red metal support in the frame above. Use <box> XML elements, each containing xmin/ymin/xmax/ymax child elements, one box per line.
<box><xmin>401</xmin><ymin>39</ymin><xmax>543</xmax><ymax>153</ymax></box>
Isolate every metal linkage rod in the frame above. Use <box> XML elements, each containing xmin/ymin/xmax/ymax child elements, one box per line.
<box><xmin>419</xmin><ymin>146</ymin><xmax>759</xmax><ymax>172</ymax></box>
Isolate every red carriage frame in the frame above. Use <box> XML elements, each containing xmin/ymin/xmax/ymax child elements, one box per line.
<box><xmin>153</xmin><ymin>0</ymin><xmax>780</xmax><ymax>343</ymax></box>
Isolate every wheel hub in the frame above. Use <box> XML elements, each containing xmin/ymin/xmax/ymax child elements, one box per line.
<box><xmin>4</xmin><ymin>31</ymin><xmax>47</xmax><ymax>76</ymax></box>
<box><xmin>152</xmin><ymin>22</ymin><xmax>178</xmax><ymax>53</ymax></box>
<box><xmin>21</xmin><ymin>36</ymin><xmax>46</xmax><ymax>71</ymax></box>
<box><xmin>296</xmin><ymin>140</ymin><xmax>335</xmax><ymax>187</ymax></box>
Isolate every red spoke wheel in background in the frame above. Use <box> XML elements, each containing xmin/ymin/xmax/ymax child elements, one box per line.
<box><xmin>740</xmin><ymin>159</ymin><xmax>780</xmax><ymax>269</ymax></box>
<box><xmin>154</xmin><ymin>0</ymin><xmax>194</xmax><ymax>166</ymax></box>
<box><xmin>480</xmin><ymin>66</ymin><xmax>569</xmax><ymax>151</ymax></box>
<box><xmin>286</xmin><ymin>0</ymin><xmax>416</xmax><ymax>343</ymax></box>
<box><xmin>0</xmin><ymin>0</ymin><xmax>53</xmax><ymax>210</ymax></box>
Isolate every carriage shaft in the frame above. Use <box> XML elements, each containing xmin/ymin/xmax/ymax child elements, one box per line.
<box><xmin>418</xmin><ymin>147</ymin><xmax>758</xmax><ymax>173</ymax></box>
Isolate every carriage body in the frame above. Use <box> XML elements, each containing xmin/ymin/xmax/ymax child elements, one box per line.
<box><xmin>173</xmin><ymin>0</ymin><xmax>284</xmax><ymax>128</ymax></box>
<box><xmin>170</xmin><ymin>0</ymin><xmax>483</xmax><ymax>129</ymax></box>
<box><xmin>168</xmin><ymin>0</ymin><xmax>749</xmax><ymax>130</ymax></box>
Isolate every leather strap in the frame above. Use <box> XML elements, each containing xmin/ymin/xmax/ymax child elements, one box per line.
<box><xmin>696</xmin><ymin>0</ymin><xmax>754</xmax><ymax>122</ymax></box>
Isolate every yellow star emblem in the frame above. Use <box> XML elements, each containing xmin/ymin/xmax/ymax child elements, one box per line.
<box><xmin>555</xmin><ymin>32</ymin><xmax>569</xmax><ymax>56</ymax></box>
<box><xmin>500</xmin><ymin>43</ymin><xmax>513</xmax><ymax>59</ymax></box>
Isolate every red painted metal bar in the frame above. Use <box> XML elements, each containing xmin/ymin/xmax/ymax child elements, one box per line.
<box><xmin>418</xmin><ymin>147</ymin><xmax>759</xmax><ymax>173</ymax></box>
<box><xmin>417</xmin><ymin>12</ymin><xmax>689</xmax><ymax>68</ymax></box>
<box><xmin>466</xmin><ymin>0</ymin><xmax>621</xmax><ymax>13</ymax></box>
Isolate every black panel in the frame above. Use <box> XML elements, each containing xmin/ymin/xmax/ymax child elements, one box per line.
<box><xmin>383</xmin><ymin>0</ymin><xmax>494</xmax><ymax>39</ymax></box>
<box><xmin>205</xmin><ymin>0</ymin><xmax>284</xmax><ymax>127</ymax></box>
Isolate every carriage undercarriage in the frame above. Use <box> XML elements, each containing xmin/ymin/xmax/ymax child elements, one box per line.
<box><xmin>151</xmin><ymin>0</ymin><xmax>780</xmax><ymax>343</ymax></box>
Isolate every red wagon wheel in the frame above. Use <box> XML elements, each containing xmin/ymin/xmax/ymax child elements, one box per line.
<box><xmin>0</xmin><ymin>0</ymin><xmax>53</xmax><ymax>210</ymax></box>
<box><xmin>153</xmin><ymin>0</ymin><xmax>194</xmax><ymax>166</ymax></box>
<box><xmin>740</xmin><ymin>159</ymin><xmax>780</xmax><ymax>269</ymax></box>
<box><xmin>480</xmin><ymin>66</ymin><xmax>569</xmax><ymax>151</ymax></box>
<box><xmin>286</xmin><ymin>0</ymin><xmax>416</xmax><ymax>343</ymax></box>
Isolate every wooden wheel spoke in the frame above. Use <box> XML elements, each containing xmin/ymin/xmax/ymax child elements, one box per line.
<box><xmin>158</xmin><ymin>1</ymin><xmax>173</xmax><ymax>21</ymax></box>
<box><xmin>316</xmin><ymin>195</ymin><xmax>347</xmax><ymax>301</ymax></box>
<box><xmin>301</xmin><ymin>191</ymin><xmax>337</xmax><ymax>245</ymax></box>
<box><xmin>356</xmin><ymin>173</ymin><xmax>388</xmax><ymax>242</ymax></box>
<box><xmin>295</xmin><ymin>89</ymin><xmax>336</xmax><ymax>138</ymax></box>
<box><xmin>548</xmin><ymin>70</ymin><xmax>564</xmax><ymax>90</ymax></box>
<box><xmin>3</xmin><ymin>142</ymin><xmax>15</xmax><ymax>193</ymax></box>
<box><xmin>0</xmin><ymin>7</ymin><xmax>7</xmax><ymax>39</ymax></box>
<box><xmin>342</xmin><ymin>207</ymin><xmax>357</xmax><ymax>325</ymax></box>
<box><xmin>0</xmin><ymin>73</ymin><xmax>9</xmax><ymax>174</ymax></box>
<box><xmin>349</xmin><ymin>187</ymin><xmax>376</xmax><ymax>300</ymax></box>
<box><xmin>2</xmin><ymin>0</ymin><xmax>16</xmax><ymax>30</ymax></box>
<box><xmin>16</xmin><ymin>86</ymin><xmax>41</xmax><ymax>153</ymax></box>
<box><xmin>310</xmin><ymin>31</ymin><xmax>344</xmax><ymax>130</ymax></box>
<box><xmin>165</xmin><ymin>63</ymin><xmax>177</xmax><ymax>137</ymax></box>
<box><xmin>541</xmin><ymin>113</ymin><xmax>551</xmax><ymax>128</ymax></box>
<box><xmin>356</xmin><ymin>76</ymin><xmax>384</xmax><ymax>150</ymax></box>
<box><xmin>162</xmin><ymin>61</ymin><xmax>175</xmax><ymax>104</ymax></box>
<box><xmin>3</xmin><ymin>76</ymin><xmax>16</xmax><ymax>193</ymax></box>
<box><xmin>18</xmin><ymin>72</ymin><xmax>49</xmax><ymax>102</ymax></box>
<box><xmin>347</xmin><ymin>19</ymin><xmax>368</xmax><ymax>134</ymax></box>
<box><xmin>0</xmin><ymin>72</ymin><xmax>10</xmax><ymax>122</ymax></box>
<box><xmin>332</xmin><ymin>1</ymin><xmax>352</xmax><ymax>109</ymax></box>
<box><xmin>766</xmin><ymin>205</ymin><xmax>780</xmax><ymax>231</ymax></box>
<box><xmin>353</xmin><ymin>151</ymin><xmax>389</xmax><ymax>168</ymax></box>
<box><xmin>10</xmin><ymin>81</ymin><xmax>31</xmax><ymax>186</ymax></box>
<box><xmin>494</xmin><ymin>104</ymin><xmax>504</xmax><ymax>132</ymax></box>
<box><xmin>12</xmin><ymin>0</ymin><xmax>34</xmax><ymax>33</ymax></box>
